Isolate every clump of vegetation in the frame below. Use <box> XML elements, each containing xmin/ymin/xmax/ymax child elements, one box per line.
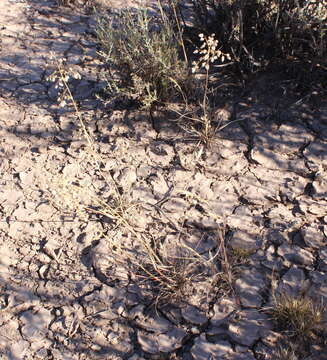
<box><xmin>262</xmin><ymin>293</ymin><xmax>326</xmax><ymax>358</ymax></box>
<box><xmin>271</xmin><ymin>294</ymin><xmax>325</xmax><ymax>339</ymax></box>
<box><xmin>103</xmin><ymin>226</ymin><xmax>238</xmax><ymax>306</ymax></box>
<box><xmin>273</xmin><ymin>342</ymin><xmax>299</xmax><ymax>360</ymax></box>
<box><xmin>97</xmin><ymin>0</ymin><xmax>327</xmax><ymax>81</ymax></box>
<box><xmin>174</xmin><ymin>0</ymin><xmax>326</xmax><ymax>76</ymax></box>
<box><xmin>95</xmin><ymin>0</ymin><xmax>326</xmax><ymax>144</ymax></box>
<box><xmin>96</xmin><ymin>5</ymin><xmax>190</xmax><ymax>109</ymax></box>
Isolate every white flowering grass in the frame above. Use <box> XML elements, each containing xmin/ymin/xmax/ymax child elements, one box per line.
<box><xmin>47</xmin><ymin>57</ymin><xmax>81</xmax><ymax>107</ymax></box>
<box><xmin>175</xmin><ymin>33</ymin><xmax>234</xmax><ymax>146</ymax></box>
<box><xmin>192</xmin><ymin>33</ymin><xmax>231</xmax><ymax>73</ymax></box>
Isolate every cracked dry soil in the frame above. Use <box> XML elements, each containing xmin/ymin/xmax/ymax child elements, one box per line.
<box><xmin>0</xmin><ymin>0</ymin><xmax>327</xmax><ymax>359</ymax></box>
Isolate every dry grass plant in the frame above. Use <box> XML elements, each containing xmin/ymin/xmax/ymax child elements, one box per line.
<box><xmin>270</xmin><ymin>294</ymin><xmax>326</xmax><ymax>341</ymax></box>
<box><xmin>273</xmin><ymin>343</ymin><xmax>299</xmax><ymax>360</ymax></box>
<box><xmin>47</xmin><ymin>57</ymin><xmax>136</xmax><ymax>228</ymax></box>
<box><xmin>261</xmin><ymin>271</ymin><xmax>327</xmax><ymax>358</ymax></box>
<box><xmin>265</xmin><ymin>290</ymin><xmax>327</xmax><ymax>357</ymax></box>
<box><xmin>130</xmin><ymin>225</ymin><xmax>238</xmax><ymax>305</ymax></box>
<box><xmin>106</xmin><ymin>231</ymin><xmax>213</xmax><ymax>305</ymax></box>
<box><xmin>173</xmin><ymin>33</ymin><xmax>242</xmax><ymax>146</ymax></box>
<box><xmin>47</xmin><ymin>59</ymin><xmax>239</xmax><ymax>306</ymax></box>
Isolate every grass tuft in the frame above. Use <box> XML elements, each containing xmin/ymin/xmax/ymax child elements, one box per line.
<box><xmin>271</xmin><ymin>294</ymin><xmax>326</xmax><ymax>341</ymax></box>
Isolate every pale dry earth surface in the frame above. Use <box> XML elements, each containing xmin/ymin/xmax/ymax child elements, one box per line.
<box><xmin>0</xmin><ymin>0</ymin><xmax>327</xmax><ymax>359</ymax></box>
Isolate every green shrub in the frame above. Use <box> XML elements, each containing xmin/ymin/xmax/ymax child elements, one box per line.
<box><xmin>96</xmin><ymin>6</ymin><xmax>190</xmax><ymax>109</ymax></box>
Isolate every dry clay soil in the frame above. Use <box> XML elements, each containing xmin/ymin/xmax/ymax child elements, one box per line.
<box><xmin>0</xmin><ymin>0</ymin><xmax>327</xmax><ymax>359</ymax></box>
